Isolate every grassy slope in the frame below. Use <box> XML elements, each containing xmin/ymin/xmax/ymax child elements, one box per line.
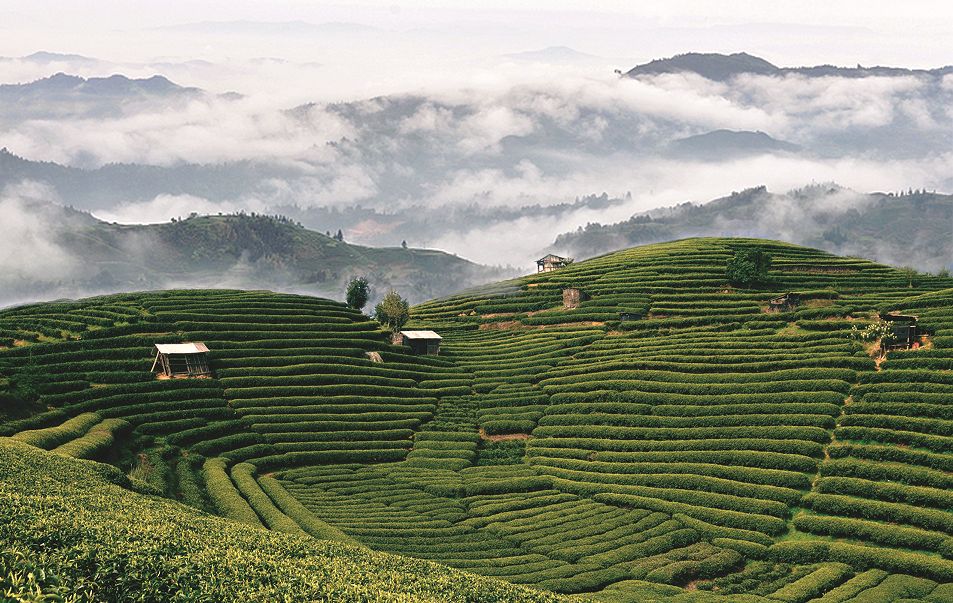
<box><xmin>0</xmin><ymin>438</ymin><xmax>561</xmax><ymax>602</ymax></box>
<box><xmin>2</xmin><ymin>237</ymin><xmax>953</xmax><ymax>601</ymax></box>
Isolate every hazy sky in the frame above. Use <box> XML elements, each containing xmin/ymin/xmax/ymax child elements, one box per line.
<box><xmin>2</xmin><ymin>1</ymin><xmax>952</xmax><ymax>72</ymax></box>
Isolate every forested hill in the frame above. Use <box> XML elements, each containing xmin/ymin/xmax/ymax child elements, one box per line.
<box><xmin>2</xmin><ymin>206</ymin><xmax>506</xmax><ymax>306</ymax></box>
<box><xmin>2</xmin><ymin>238</ymin><xmax>953</xmax><ymax>600</ymax></box>
<box><xmin>552</xmin><ymin>185</ymin><xmax>953</xmax><ymax>273</ymax></box>
<box><xmin>625</xmin><ymin>52</ymin><xmax>953</xmax><ymax>82</ymax></box>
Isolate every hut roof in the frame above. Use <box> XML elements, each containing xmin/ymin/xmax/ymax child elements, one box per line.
<box><xmin>399</xmin><ymin>330</ymin><xmax>442</xmax><ymax>340</ymax></box>
<box><xmin>883</xmin><ymin>312</ymin><xmax>918</xmax><ymax>322</ymax></box>
<box><xmin>537</xmin><ymin>254</ymin><xmax>569</xmax><ymax>263</ymax></box>
<box><xmin>155</xmin><ymin>342</ymin><xmax>209</xmax><ymax>354</ymax></box>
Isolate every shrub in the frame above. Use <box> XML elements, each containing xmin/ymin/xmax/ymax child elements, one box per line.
<box><xmin>726</xmin><ymin>248</ymin><xmax>773</xmax><ymax>287</ymax></box>
<box><xmin>230</xmin><ymin>463</ymin><xmax>304</xmax><ymax>535</ymax></box>
<box><xmin>346</xmin><ymin>277</ymin><xmax>370</xmax><ymax>311</ymax></box>
<box><xmin>374</xmin><ymin>290</ymin><xmax>410</xmax><ymax>332</ymax></box>
<box><xmin>11</xmin><ymin>412</ymin><xmax>102</xmax><ymax>449</ymax></box>
<box><xmin>202</xmin><ymin>457</ymin><xmax>263</xmax><ymax>527</ymax></box>
<box><xmin>52</xmin><ymin>418</ymin><xmax>130</xmax><ymax>460</ymax></box>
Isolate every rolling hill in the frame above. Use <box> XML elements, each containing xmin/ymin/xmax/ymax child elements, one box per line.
<box><xmin>1</xmin><ymin>204</ymin><xmax>506</xmax><ymax>306</ymax></box>
<box><xmin>552</xmin><ymin>185</ymin><xmax>953</xmax><ymax>273</ymax></box>
<box><xmin>2</xmin><ymin>237</ymin><xmax>953</xmax><ymax>601</ymax></box>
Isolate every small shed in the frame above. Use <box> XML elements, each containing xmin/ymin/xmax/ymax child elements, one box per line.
<box><xmin>394</xmin><ymin>330</ymin><xmax>442</xmax><ymax>355</ymax></box>
<box><xmin>537</xmin><ymin>254</ymin><xmax>573</xmax><ymax>273</ymax></box>
<box><xmin>768</xmin><ymin>293</ymin><xmax>802</xmax><ymax>313</ymax></box>
<box><xmin>562</xmin><ymin>288</ymin><xmax>590</xmax><ymax>309</ymax></box>
<box><xmin>151</xmin><ymin>342</ymin><xmax>211</xmax><ymax>378</ymax></box>
<box><xmin>882</xmin><ymin>313</ymin><xmax>920</xmax><ymax>350</ymax></box>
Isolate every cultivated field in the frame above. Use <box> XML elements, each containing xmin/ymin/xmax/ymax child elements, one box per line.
<box><xmin>2</xmin><ymin>237</ymin><xmax>952</xmax><ymax>602</ymax></box>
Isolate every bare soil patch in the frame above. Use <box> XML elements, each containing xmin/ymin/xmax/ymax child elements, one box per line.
<box><xmin>479</xmin><ymin>429</ymin><xmax>531</xmax><ymax>442</ymax></box>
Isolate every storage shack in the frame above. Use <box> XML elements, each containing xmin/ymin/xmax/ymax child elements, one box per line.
<box><xmin>562</xmin><ymin>288</ymin><xmax>590</xmax><ymax>309</ymax></box>
<box><xmin>768</xmin><ymin>293</ymin><xmax>802</xmax><ymax>312</ymax></box>
<box><xmin>536</xmin><ymin>254</ymin><xmax>573</xmax><ymax>273</ymax></box>
<box><xmin>882</xmin><ymin>313</ymin><xmax>920</xmax><ymax>350</ymax></box>
<box><xmin>151</xmin><ymin>342</ymin><xmax>211</xmax><ymax>378</ymax></box>
<box><xmin>394</xmin><ymin>330</ymin><xmax>442</xmax><ymax>355</ymax></box>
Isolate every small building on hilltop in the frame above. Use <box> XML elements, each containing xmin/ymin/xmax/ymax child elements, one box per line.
<box><xmin>537</xmin><ymin>254</ymin><xmax>573</xmax><ymax>273</ymax></box>
<box><xmin>151</xmin><ymin>342</ymin><xmax>211</xmax><ymax>378</ymax></box>
<box><xmin>882</xmin><ymin>313</ymin><xmax>921</xmax><ymax>350</ymax></box>
<box><xmin>562</xmin><ymin>288</ymin><xmax>590</xmax><ymax>309</ymax></box>
<box><xmin>394</xmin><ymin>330</ymin><xmax>442</xmax><ymax>355</ymax></box>
<box><xmin>768</xmin><ymin>293</ymin><xmax>802</xmax><ymax>313</ymax></box>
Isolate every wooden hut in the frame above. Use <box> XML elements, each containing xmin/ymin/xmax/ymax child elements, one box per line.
<box><xmin>394</xmin><ymin>330</ymin><xmax>442</xmax><ymax>355</ymax></box>
<box><xmin>151</xmin><ymin>342</ymin><xmax>211</xmax><ymax>378</ymax></box>
<box><xmin>768</xmin><ymin>293</ymin><xmax>802</xmax><ymax>313</ymax></box>
<box><xmin>536</xmin><ymin>254</ymin><xmax>573</xmax><ymax>273</ymax></box>
<box><xmin>562</xmin><ymin>288</ymin><xmax>590</xmax><ymax>309</ymax></box>
<box><xmin>882</xmin><ymin>313</ymin><xmax>920</xmax><ymax>350</ymax></box>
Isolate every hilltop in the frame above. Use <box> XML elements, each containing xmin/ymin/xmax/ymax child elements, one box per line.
<box><xmin>2</xmin><ymin>237</ymin><xmax>953</xmax><ymax>600</ymax></box>
<box><xmin>625</xmin><ymin>52</ymin><xmax>953</xmax><ymax>82</ymax></box>
<box><xmin>552</xmin><ymin>185</ymin><xmax>953</xmax><ymax>273</ymax></box>
<box><xmin>0</xmin><ymin>202</ymin><xmax>506</xmax><ymax>306</ymax></box>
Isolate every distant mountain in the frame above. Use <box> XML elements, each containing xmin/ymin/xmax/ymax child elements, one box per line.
<box><xmin>625</xmin><ymin>52</ymin><xmax>953</xmax><ymax>82</ymax></box>
<box><xmin>0</xmin><ymin>148</ymin><xmax>628</xmax><ymax>251</ymax></box>
<box><xmin>627</xmin><ymin>52</ymin><xmax>778</xmax><ymax>81</ymax></box>
<box><xmin>16</xmin><ymin>51</ymin><xmax>102</xmax><ymax>66</ymax></box>
<box><xmin>0</xmin><ymin>73</ymin><xmax>204</xmax><ymax>123</ymax></box>
<box><xmin>552</xmin><ymin>185</ymin><xmax>953</xmax><ymax>272</ymax></box>
<box><xmin>0</xmin><ymin>72</ymin><xmax>194</xmax><ymax>97</ymax></box>
<box><xmin>667</xmin><ymin>129</ymin><xmax>799</xmax><ymax>159</ymax></box>
<box><xmin>0</xmin><ymin>204</ymin><xmax>508</xmax><ymax>307</ymax></box>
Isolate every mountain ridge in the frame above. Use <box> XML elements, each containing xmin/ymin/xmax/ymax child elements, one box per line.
<box><xmin>626</xmin><ymin>51</ymin><xmax>953</xmax><ymax>81</ymax></box>
<box><xmin>0</xmin><ymin>200</ymin><xmax>507</xmax><ymax>307</ymax></box>
<box><xmin>552</xmin><ymin>185</ymin><xmax>953</xmax><ymax>272</ymax></box>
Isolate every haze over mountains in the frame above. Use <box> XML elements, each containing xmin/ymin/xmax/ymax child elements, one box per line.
<box><xmin>0</xmin><ymin>188</ymin><xmax>505</xmax><ymax>308</ymax></box>
<box><xmin>554</xmin><ymin>184</ymin><xmax>953</xmax><ymax>273</ymax></box>
<box><xmin>1</xmin><ymin>44</ymin><xmax>951</xmax><ymax>305</ymax></box>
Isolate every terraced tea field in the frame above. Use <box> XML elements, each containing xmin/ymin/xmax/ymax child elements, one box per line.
<box><xmin>2</xmin><ymin>237</ymin><xmax>953</xmax><ymax>602</ymax></box>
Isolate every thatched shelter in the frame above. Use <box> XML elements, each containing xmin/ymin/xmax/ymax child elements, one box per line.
<box><xmin>882</xmin><ymin>313</ymin><xmax>921</xmax><ymax>350</ymax></box>
<box><xmin>768</xmin><ymin>293</ymin><xmax>802</xmax><ymax>312</ymax></box>
<box><xmin>394</xmin><ymin>330</ymin><xmax>442</xmax><ymax>355</ymax></box>
<box><xmin>151</xmin><ymin>343</ymin><xmax>211</xmax><ymax>377</ymax></box>
<box><xmin>536</xmin><ymin>254</ymin><xmax>573</xmax><ymax>273</ymax></box>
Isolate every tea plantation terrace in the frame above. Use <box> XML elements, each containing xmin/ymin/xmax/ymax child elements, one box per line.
<box><xmin>2</xmin><ymin>237</ymin><xmax>953</xmax><ymax>602</ymax></box>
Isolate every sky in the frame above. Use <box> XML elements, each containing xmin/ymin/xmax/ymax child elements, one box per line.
<box><xmin>2</xmin><ymin>1</ymin><xmax>953</xmax><ymax>72</ymax></box>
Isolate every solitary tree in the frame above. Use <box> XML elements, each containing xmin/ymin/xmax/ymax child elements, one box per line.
<box><xmin>899</xmin><ymin>266</ymin><xmax>918</xmax><ymax>288</ymax></box>
<box><xmin>401</xmin><ymin>240</ymin><xmax>408</xmax><ymax>249</ymax></box>
<box><xmin>726</xmin><ymin>248</ymin><xmax>772</xmax><ymax>288</ymax></box>
<box><xmin>374</xmin><ymin>290</ymin><xmax>410</xmax><ymax>332</ymax></box>
<box><xmin>345</xmin><ymin>277</ymin><xmax>370</xmax><ymax>311</ymax></box>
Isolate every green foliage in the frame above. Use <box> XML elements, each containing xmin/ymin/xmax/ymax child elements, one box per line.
<box><xmin>373</xmin><ymin>289</ymin><xmax>410</xmax><ymax>332</ymax></box>
<box><xmin>345</xmin><ymin>277</ymin><xmax>370</xmax><ymax>311</ymax></box>
<box><xmin>3</xmin><ymin>241</ymin><xmax>953</xmax><ymax>599</ymax></box>
<box><xmin>726</xmin><ymin>248</ymin><xmax>773</xmax><ymax>287</ymax></box>
<box><xmin>849</xmin><ymin>319</ymin><xmax>896</xmax><ymax>345</ymax></box>
<box><xmin>0</xmin><ymin>440</ymin><xmax>562</xmax><ymax>602</ymax></box>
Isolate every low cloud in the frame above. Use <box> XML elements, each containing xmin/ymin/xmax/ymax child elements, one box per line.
<box><xmin>0</xmin><ymin>181</ymin><xmax>77</xmax><ymax>284</ymax></box>
<box><xmin>2</xmin><ymin>57</ymin><xmax>952</xmax><ymax>272</ymax></box>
